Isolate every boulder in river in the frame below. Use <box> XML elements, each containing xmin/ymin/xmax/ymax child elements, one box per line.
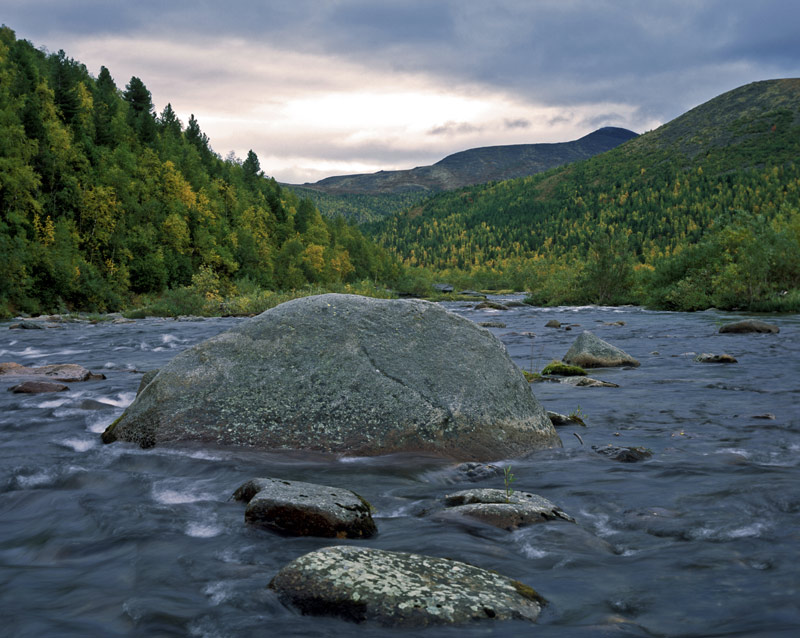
<box><xmin>562</xmin><ymin>331</ymin><xmax>640</xmax><ymax>368</ymax></box>
<box><xmin>474</xmin><ymin>301</ymin><xmax>509</xmax><ymax>311</ymax></box>
<box><xmin>593</xmin><ymin>444</ymin><xmax>653</xmax><ymax>463</ymax></box>
<box><xmin>545</xmin><ymin>319</ymin><xmax>562</xmax><ymax>328</ymax></box>
<box><xmin>0</xmin><ymin>362</ymin><xmax>104</xmax><ymax>383</ymax></box>
<box><xmin>268</xmin><ymin>545</ymin><xmax>546</xmax><ymax>626</ymax></box>
<box><xmin>440</xmin><ymin>488</ymin><xmax>575</xmax><ymax>530</ymax></box>
<box><xmin>233</xmin><ymin>477</ymin><xmax>376</xmax><ymax>538</ymax></box>
<box><xmin>101</xmin><ymin>294</ymin><xmax>560</xmax><ymax>459</ymax></box>
<box><xmin>9</xmin><ymin>380</ymin><xmax>69</xmax><ymax>393</ymax></box>
<box><xmin>719</xmin><ymin>320</ymin><xmax>779</xmax><ymax>334</ymax></box>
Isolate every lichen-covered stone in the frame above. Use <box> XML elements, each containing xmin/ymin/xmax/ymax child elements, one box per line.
<box><xmin>719</xmin><ymin>320</ymin><xmax>779</xmax><ymax>334</ymax></box>
<box><xmin>101</xmin><ymin>294</ymin><xmax>560</xmax><ymax>459</ymax></box>
<box><xmin>232</xmin><ymin>477</ymin><xmax>376</xmax><ymax>538</ymax></box>
<box><xmin>562</xmin><ymin>331</ymin><xmax>639</xmax><ymax>368</ymax></box>
<box><xmin>559</xmin><ymin>376</ymin><xmax>619</xmax><ymax>388</ymax></box>
<box><xmin>541</xmin><ymin>360</ymin><xmax>586</xmax><ymax>376</ymax></box>
<box><xmin>268</xmin><ymin>546</ymin><xmax>545</xmax><ymax>626</ymax></box>
<box><xmin>136</xmin><ymin>369</ymin><xmax>159</xmax><ymax>396</ymax></box>
<box><xmin>441</xmin><ymin>488</ymin><xmax>575</xmax><ymax>530</ymax></box>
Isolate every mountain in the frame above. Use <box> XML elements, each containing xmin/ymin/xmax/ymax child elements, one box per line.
<box><xmin>366</xmin><ymin>79</ymin><xmax>800</xmax><ymax>310</ymax></box>
<box><xmin>294</xmin><ymin>127</ymin><xmax>637</xmax><ymax>195</ymax></box>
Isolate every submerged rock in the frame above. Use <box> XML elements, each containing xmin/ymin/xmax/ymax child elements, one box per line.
<box><xmin>233</xmin><ymin>477</ymin><xmax>376</xmax><ymax>538</ymax></box>
<box><xmin>545</xmin><ymin>319</ymin><xmax>562</xmax><ymax>328</ymax></box>
<box><xmin>268</xmin><ymin>546</ymin><xmax>546</xmax><ymax>626</ymax></box>
<box><xmin>474</xmin><ymin>301</ymin><xmax>509</xmax><ymax>311</ymax></box>
<box><xmin>695</xmin><ymin>353</ymin><xmax>738</xmax><ymax>363</ymax></box>
<box><xmin>719</xmin><ymin>320</ymin><xmax>779</xmax><ymax>334</ymax></box>
<box><xmin>593</xmin><ymin>445</ymin><xmax>653</xmax><ymax>462</ymax></box>
<box><xmin>0</xmin><ymin>362</ymin><xmax>104</xmax><ymax>383</ymax></box>
<box><xmin>477</xmin><ymin>321</ymin><xmax>506</xmax><ymax>328</ymax></box>
<box><xmin>562</xmin><ymin>331</ymin><xmax>640</xmax><ymax>368</ymax></box>
<box><xmin>559</xmin><ymin>376</ymin><xmax>619</xmax><ymax>388</ymax></box>
<box><xmin>440</xmin><ymin>488</ymin><xmax>575</xmax><ymax>530</ymax></box>
<box><xmin>101</xmin><ymin>294</ymin><xmax>560</xmax><ymax>459</ymax></box>
<box><xmin>9</xmin><ymin>380</ymin><xmax>69</xmax><ymax>393</ymax></box>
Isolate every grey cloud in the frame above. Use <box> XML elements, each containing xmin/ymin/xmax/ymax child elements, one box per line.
<box><xmin>504</xmin><ymin>118</ymin><xmax>531</xmax><ymax>129</ymax></box>
<box><xmin>428</xmin><ymin>121</ymin><xmax>485</xmax><ymax>136</ymax></box>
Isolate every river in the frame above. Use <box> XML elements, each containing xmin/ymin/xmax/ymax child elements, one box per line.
<box><xmin>1</xmin><ymin>299</ymin><xmax>798</xmax><ymax>637</ymax></box>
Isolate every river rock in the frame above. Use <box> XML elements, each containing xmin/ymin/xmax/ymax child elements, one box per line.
<box><xmin>136</xmin><ymin>369</ymin><xmax>159</xmax><ymax>396</ymax></box>
<box><xmin>0</xmin><ymin>362</ymin><xmax>105</xmax><ymax>382</ymax></box>
<box><xmin>545</xmin><ymin>319</ymin><xmax>562</xmax><ymax>328</ymax></box>
<box><xmin>441</xmin><ymin>488</ymin><xmax>575</xmax><ymax>530</ymax></box>
<box><xmin>268</xmin><ymin>545</ymin><xmax>546</xmax><ymax>626</ymax></box>
<box><xmin>563</xmin><ymin>331</ymin><xmax>640</xmax><ymax>368</ymax></box>
<box><xmin>9</xmin><ymin>380</ymin><xmax>69</xmax><ymax>393</ymax></box>
<box><xmin>560</xmin><ymin>376</ymin><xmax>619</xmax><ymax>388</ymax></box>
<box><xmin>232</xmin><ymin>477</ymin><xmax>376</xmax><ymax>538</ymax></box>
<box><xmin>432</xmin><ymin>283</ymin><xmax>454</xmax><ymax>293</ymax></box>
<box><xmin>477</xmin><ymin>321</ymin><xmax>506</xmax><ymax>328</ymax></box>
<box><xmin>593</xmin><ymin>444</ymin><xmax>653</xmax><ymax>462</ymax></box>
<box><xmin>547</xmin><ymin>411</ymin><xmax>586</xmax><ymax>426</ymax></box>
<box><xmin>719</xmin><ymin>320</ymin><xmax>779</xmax><ymax>334</ymax></box>
<box><xmin>695</xmin><ymin>353</ymin><xmax>738</xmax><ymax>363</ymax></box>
<box><xmin>8</xmin><ymin>321</ymin><xmax>45</xmax><ymax>330</ymax></box>
<box><xmin>101</xmin><ymin>294</ymin><xmax>560</xmax><ymax>458</ymax></box>
<box><xmin>474</xmin><ymin>301</ymin><xmax>509</xmax><ymax>311</ymax></box>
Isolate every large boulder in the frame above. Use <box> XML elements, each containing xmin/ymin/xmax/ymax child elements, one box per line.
<box><xmin>102</xmin><ymin>294</ymin><xmax>560</xmax><ymax>459</ymax></box>
<box><xmin>268</xmin><ymin>546</ymin><xmax>546</xmax><ymax>626</ymax></box>
<box><xmin>562</xmin><ymin>331</ymin><xmax>639</xmax><ymax>368</ymax></box>
<box><xmin>232</xmin><ymin>477</ymin><xmax>376</xmax><ymax>538</ymax></box>
<box><xmin>719</xmin><ymin>320</ymin><xmax>779</xmax><ymax>334</ymax></box>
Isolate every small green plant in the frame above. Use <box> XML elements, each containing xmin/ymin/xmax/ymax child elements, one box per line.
<box><xmin>541</xmin><ymin>360</ymin><xmax>586</xmax><ymax>376</ymax></box>
<box><xmin>568</xmin><ymin>405</ymin><xmax>586</xmax><ymax>426</ymax></box>
<box><xmin>503</xmin><ymin>465</ymin><xmax>516</xmax><ymax>502</ymax></box>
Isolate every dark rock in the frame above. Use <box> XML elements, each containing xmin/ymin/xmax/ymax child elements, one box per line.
<box><xmin>719</xmin><ymin>320</ymin><xmax>779</xmax><ymax>334</ymax></box>
<box><xmin>0</xmin><ymin>362</ymin><xmax>105</xmax><ymax>382</ymax></box>
<box><xmin>474</xmin><ymin>301</ymin><xmax>509</xmax><ymax>311</ymax></box>
<box><xmin>505</xmin><ymin>301</ymin><xmax>525</xmax><ymax>307</ymax></box>
<box><xmin>601</xmin><ymin>320</ymin><xmax>626</xmax><ymax>326</ymax></box>
<box><xmin>233</xmin><ymin>477</ymin><xmax>376</xmax><ymax>538</ymax></box>
<box><xmin>268</xmin><ymin>546</ymin><xmax>545</xmax><ymax>626</ymax></box>
<box><xmin>593</xmin><ymin>445</ymin><xmax>652</xmax><ymax>462</ymax></box>
<box><xmin>8</xmin><ymin>321</ymin><xmax>45</xmax><ymax>330</ymax></box>
<box><xmin>9</xmin><ymin>380</ymin><xmax>69</xmax><ymax>393</ymax></box>
<box><xmin>102</xmin><ymin>294</ymin><xmax>560</xmax><ymax>458</ymax></box>
<box><xmin>432</xmin><ymin>283</ymin><xmax>454</xmax><ymax>293</ymax></box>
<box><xmin>563</xmin><ymin>331</ymin><xmax>640</xmax><ymax>368</ymax></box>
<box><xmin>695</xmin><ymin>353</ymin><xmax>738</xmax><ymax>363</ymax></box>
<box><xmin>477</xmin><ymin>321</ymin><xmax>506</xmax><ymax>328</ymax></box>
<box><xmin>452</xmin><ymin>462</ymin><xmax>502</xmax><ymax>481</ymax></box>
<box><xmin>458</xmin><ymin>290</ymin><xmax>486</xmax><ymax>298</ymax></box>
<box><xmin>545</xmin><ymin>319</ymin><xmax>561</xmax><ymax>328</ymax></box>
<box><xmin>441</xmin><ymin>488</ymin><xmax>575</xmax><ymax>530</ymax></box>
<box><xmin>751</xmin><ymin>413</ymin><xmax>776</xmax><ymax>420</ymax></box>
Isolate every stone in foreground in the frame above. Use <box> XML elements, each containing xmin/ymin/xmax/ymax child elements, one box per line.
<box><xmin>562</xmin><ymin>331</ymin><xmax>640</xmax><ymax>368</ymax></box>
<box><xmin>102</xmin><ymin>294</ymin><xmax>560</xmax><ymax>459</ymax></box>
<box><xmin>719</xmin><ymin>320</ymin><xmax>779</xmax><ymax>334</ymax></box>
<box><xmin>441</xmin><ymin>488</ymin><xmax>575</xmax><ymax>530</ymax></box>
<box><xmin>232</xmin><ymin>477</ymin><xmax>376</xmax><ymax>538</ymax></box>
<box><xmin>268</xmin><ymin>546</ymin><xmax>545</xmax><ymax>626</ymax></box>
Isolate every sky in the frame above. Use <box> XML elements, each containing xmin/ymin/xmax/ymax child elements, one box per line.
<box><xmin>4</xmin><ymin>1</ymin><xmax>800</xmax><ymax>184</ymax></box>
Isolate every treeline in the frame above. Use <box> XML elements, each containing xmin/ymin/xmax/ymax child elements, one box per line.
<box><xmin>284</xmin><ymin>185</ymin><xmax>429</xmax><ymax>223</ymax></box>
<box><xmin>366</xmin><ymin>81</ymin><xmax>800</xmax><ymax>311</ymax></box>
<box><xmin>0</xmin><ymin>26</ymin><xmax>397</xmax><ymax>316</ymax></box>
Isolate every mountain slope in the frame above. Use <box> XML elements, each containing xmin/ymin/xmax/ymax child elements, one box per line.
<box><xmin>365</xmin><ymin>79</ymin><xmax>800</xmax><ymax>309</ymax></box>
<box><xmin>295</xmin><ymin>127</ymin><xmax>637</xmax><ymax>195</ymax></box>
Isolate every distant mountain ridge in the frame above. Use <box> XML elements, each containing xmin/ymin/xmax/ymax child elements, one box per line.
<box><xmin>295</xmin><ymin>127</ymin><xmax>637</xmax><ymax>195</ymax></box>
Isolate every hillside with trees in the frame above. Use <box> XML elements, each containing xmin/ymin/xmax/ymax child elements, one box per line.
<box><xmin>366</xmin><ymin>80</ymin><xmax>800</xmax><ymax>311</ymax></box>
<box><xmin>0</xmin><ymin>26</ymin><xmax>397</xmax><ymax>317</ymax></box>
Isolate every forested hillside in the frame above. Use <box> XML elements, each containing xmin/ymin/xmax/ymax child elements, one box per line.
<box><xmin>0</xmin><ymin>26</ymin><xmax>396</xmax><ymax>316</ymax></box>
<box><xmin>367</xmin><ymin>80</ymin><xmax>800</xmax><ymax>311</ymax></box>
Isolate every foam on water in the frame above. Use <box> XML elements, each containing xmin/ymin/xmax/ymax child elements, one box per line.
<box><xmin>58</xmin><ymin>437</ymin><xmax>96</xmax><ymax>453</ymax></box>
<box><xmin>203</xmin><ymin>580</ymin><xmax>234</xmax><ymax>605</ymax></box>
<box><xmin>186</xmin><ymin>521</ymin><xmax>224</xmax><ymax>538</ymax></box>
<box><xmin>152</xmin><ymin>482</ymin><xmax>215</xmax><ymax>504</ymax></box>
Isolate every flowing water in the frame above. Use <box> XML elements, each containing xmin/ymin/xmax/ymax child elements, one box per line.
<box><xmin>1</xmin><ymin>299</ymin><xmax>798</xmax><ymax>637</ymax></box>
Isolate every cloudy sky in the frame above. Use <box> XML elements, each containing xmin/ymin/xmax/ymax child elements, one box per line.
<box><xmin>5</xmin><ymin>1</ymin><xmax>800</xmax><ymax>183</ymax></box>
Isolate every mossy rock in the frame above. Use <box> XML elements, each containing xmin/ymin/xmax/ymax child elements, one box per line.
<box><xmin>541</xmin><ymin>361</ymin><xmax>586</xmax><ymax>376</ymax></box>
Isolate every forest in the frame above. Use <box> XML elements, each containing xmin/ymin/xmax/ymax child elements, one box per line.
<box><xmin>366</xmin><ymin>80</ymin><xmax>800</xmax><ymax>312</ymax></box>
<box><xmin>0</xmin><ymin>26</ymin><xmax>398</xmax><ymax>318</ymax></box>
